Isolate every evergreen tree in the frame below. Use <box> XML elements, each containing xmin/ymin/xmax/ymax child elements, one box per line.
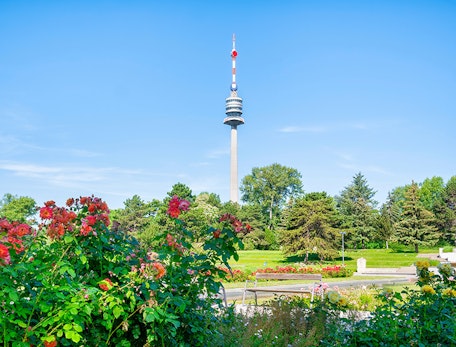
<box><xmin>336</xmin><ymin>172</ymin><xmax>378</xmax><ymax>248</ymax></box>
<box><xmin>279</xmin><ymin>192</ymin><xmax>341</xmax><ymax>261</ymax></box>
<box><xmin>395</xmin><ymin>182</ymin><xmax>439</xmax><ymax>253</ymax></box>
<box><xmin>375</xmin><ymin>192</ymin><xmax>401</xmax><ymax>248</ymax></box>
<box><xmin>434</xmin><ymin>176</ymin><xmax>456</xmax><ymax>245</ymax></box>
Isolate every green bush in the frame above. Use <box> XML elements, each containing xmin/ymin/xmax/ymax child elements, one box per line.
<box><xmin>0</xmin><ymin>196</ymin><xmax>248</xmax><ymax>346</ymax></box>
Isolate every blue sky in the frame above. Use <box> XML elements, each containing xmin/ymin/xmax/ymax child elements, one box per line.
<box><xmin>1</xmin><ymin>0</ymin><xmax>455</xmax><ymax>209</ymax></box>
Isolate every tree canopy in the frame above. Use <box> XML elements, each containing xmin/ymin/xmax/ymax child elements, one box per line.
<box><xmin>395</xmin><ymin>182</ymin><xmax>439</xmax><ymax>253</ymax></box>
<box><xmin>280</xmin><ymin>192</ymin><xmax>341</xmax><ymax>261</ymax></box>
<box><xmin>240</xmin><ymin>163</ymin><xmax>303</xmax><ymax>229</ymax></box>
<box><xmin>0</xmin><ymin>193</ymin><xmax>36</xmax><ymax>223</ymax></box>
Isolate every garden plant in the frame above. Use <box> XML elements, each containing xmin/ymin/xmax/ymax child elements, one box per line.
<box><xmin>0</xmin><ymin>196</ymin><xmax>249</xmax><ymax>346</ymax></box>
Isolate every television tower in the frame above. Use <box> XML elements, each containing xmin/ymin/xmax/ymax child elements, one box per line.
<box><xmin>224</xmin><ymin>34</ymin><xmax>244</xmax><ymax>203</ymax></box>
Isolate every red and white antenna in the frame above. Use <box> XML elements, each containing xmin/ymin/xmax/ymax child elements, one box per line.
<box><xmin>231</xmin><ymin>33</ymin><xmax>238</xmax><ymax>91</ymax></box>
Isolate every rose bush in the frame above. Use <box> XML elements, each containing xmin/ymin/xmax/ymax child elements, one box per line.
<box><xmin>0</xmin><ymin>195</ymin><xmax>248</xmax><ymax>346</ymax></box>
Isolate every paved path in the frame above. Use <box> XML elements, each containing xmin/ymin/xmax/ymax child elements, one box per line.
<box><xmin>224</xmin><ymin>275</ymin><xmax>416</xmax><ymax>302</ymax></box>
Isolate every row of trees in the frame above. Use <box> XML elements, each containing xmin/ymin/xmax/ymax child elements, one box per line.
<box><xmin>1</xmin><ymin>164</ymin><xmax>455</xmax><ymax>260</ymax></box>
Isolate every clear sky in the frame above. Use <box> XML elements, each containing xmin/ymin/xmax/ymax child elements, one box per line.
<box><xmin>1</xmin><ymin>0</ymin><xmax>455</xmax><ymax>209</ymax></box>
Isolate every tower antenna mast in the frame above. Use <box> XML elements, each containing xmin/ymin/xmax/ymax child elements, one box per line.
<box><xmin>224</xmin><ymin>34</ymin><xmax>245</xmax><ymax>203</ymax></box>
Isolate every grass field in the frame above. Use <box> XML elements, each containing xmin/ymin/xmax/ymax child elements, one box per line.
<box><xmin>229</xmin><ymin>248</ymin><xmax>440</xmax><ymax>273</ymax></box>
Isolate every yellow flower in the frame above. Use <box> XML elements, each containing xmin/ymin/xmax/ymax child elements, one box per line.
<box><xmin>421</xmin><ymin>285</ymin><xmax>436</xmax><ymax>295</ymax></box>
<box><xmin>326</xmin><ymin>291</ymin><xmax>341</xmax><ymax>304</ymax></box>
<box><xmin>416</xmin><ymin>260</ymin><xmax>430</xmax><ymax>271</ymax></box>
<box><xmin>338</xmin><ymin>297</ymin><xmax>348</xmax><ymax>307</ymax></box>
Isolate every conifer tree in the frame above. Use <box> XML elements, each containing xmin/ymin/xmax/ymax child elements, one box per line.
<box><xmin>395</xmin><ymin>182</ymin><xmax>439</xmax><ymax>253</ymax></box>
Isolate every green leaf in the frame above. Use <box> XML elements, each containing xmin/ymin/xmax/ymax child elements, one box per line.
<box><xmin>71</xmin><ymin>332</ymin><xmax>81</xmax><ymax>343</ymax></box>
<box><xmin>64</xmin><ymin>235</ymin><xmax>74</xmax><ymax>244</ymax></box>
<box><xmin>113</xmin><ymin>306</ymin><xmax>123</xmax><ymax>319</ymax></box>
<box><xmin>63</xmin><ymin>323</ymin><xmax>72</xmax><ymax>331</ymax></box>
<box><xmin>15</xmin><ymin>320</ymin><xmax>27</xmax><ymax>328</ymax></box>
<box><xmin>73</xmin><ymin>324</ymin><xmax>83</xmax><ymax>333</ymax></box>
<box><xmin>80</xmin><ymin>255</ymin><xmax>87</xmax><ymax>264</ymax></box>
<box><xmin>67</xmin><ymin>268</ymin><xmax>76</xmax><ymax>278</ymax></box>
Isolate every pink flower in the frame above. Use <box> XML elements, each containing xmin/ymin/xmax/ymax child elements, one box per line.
<box><xmin>178</xmin><ymin>199</ymin><xmax>190</xmax><ymax>211</ymax></box>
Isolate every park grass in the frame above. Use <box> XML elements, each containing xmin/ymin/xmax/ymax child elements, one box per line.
<box><xmin>229</xmin><ymin>248</ymin><xmax>440</xmax><ymax>273</ymax></box>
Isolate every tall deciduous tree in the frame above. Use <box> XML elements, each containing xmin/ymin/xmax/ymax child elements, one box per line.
<box><xmin>395</xmin><ymin>182</ymin><xmax>439</xmax><ymax>253</ymax></box>
<box><xmin>279</xmin><ymin>192</ymin><xmax>341</xmax><ymax>262</ymax></box>
<box><xmin>336</xmin><ymin>172</ymin><xmax>378</xmax><ymax>248</ymax></box>
<box><xmin>0</xmin><ymin>194</ymin><xmax>36</xmax><ymax>223</ymax></box>
<box><xmin>240</xmin><ymin>163</ymin><xmax>303</xmax><ymax>229</ymax></box>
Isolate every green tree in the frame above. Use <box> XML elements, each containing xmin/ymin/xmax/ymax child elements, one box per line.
<box><xmin>336</xmin><ymin>172</ymin><xmax>378</xmax><ymax>248</ymax></box>
<box><xmin>434</xmin><ymin>176</ymin><xmax>456</xmax><ymax>245</ymax></box>
<box><xmin>0</xmin><ymin>193</ymin><xmax>36</xmax><ymax>223</ymax></box>
<box><xmin>167</xmin><ymin>182</ymin><xmax>195</xmax><ymax>202</ymax></box>
<box><xmin>240</xmin><ymin>163</ymin><xmax>303</xmax><ymax>229</ymax></box>
<box><xmin>395</xmin><ymin>182</ymin><xmax>439</xmax><ymax>253</ymax></box>
<box><xmin>375</xmin><ymin>192</ymin><xmax>401</xmax><ymax>249</ymax></box>
<box><xmin>112</xmin><ymin>195</ymin><xmax>157</xmax><ymax>234</ymax></box>
<box><xmin>279</xmin><ymin>192</ymin><xmax>341</xmax><ymax>262</ymax></box>
<box><xmin>419</xmin><ymin>176</ymin><xmax>445</xmax><ymax>211</ymax></box>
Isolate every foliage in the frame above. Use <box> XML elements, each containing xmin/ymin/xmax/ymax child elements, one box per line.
<box><xmin>395</xmin><ymin>181</ymin><xmax>439</xmax><ymax>253</ymax></box>
<box><xmin>279</xmin><ymin>192</ymin><xmax>341</xmax><ymax>262</ymax></box>
<box><xmin>336</xmin><ymin>172</ymin><xmax>378</xmax><ymax>249</ymax></box>
<box><xmin>322</xmin><ymin>261</ymin><xmax>456</xmax><ymax>346</ymax></box>
<box><xmin>215</xmin><ymin>297</ymin><xmax>328</xmax><ymax>347</ymax></box>
<box><xmin>375</xmin><ymin>193</ymin><xmax>400</xmax><ymax>248</ymax></box>
<box><xmin>0</xmin><ymin>193</ymin><xmax>37</xmax><ymax>223</ymax></box>
<box><xmin>0</xmin><ymin>195</ymin><xmax>248</xmax><ymax>346</ymax></box>
<box><xmin>217</xmin><ymin>262</ymin><xmax>456</xmax><ymax>347</ymax></box>
<box><xmin>240</xmin><ymin>163</ymin><xmax>303</xmax><ymax>229</ymax></box>
<box><xmin>166</xmin><ymin>182</ymin><xmax>195</xmax><ymax>202</ymax></box>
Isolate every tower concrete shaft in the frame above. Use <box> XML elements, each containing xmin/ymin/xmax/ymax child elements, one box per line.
<box><xmin>230</xmin><ymin>125</ymin><xmax>239</xmax><ymax>203</ymax></box>
<box><xmin>224</xmin><ymin>34</ymin><xmax>244</xmax><ymax>203</ymax></box>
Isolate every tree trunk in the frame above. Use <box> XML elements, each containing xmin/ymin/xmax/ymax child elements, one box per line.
<box><xmin>415</xmin><ymin>244</ymin><xmax>419</xmax><ymax>253</ymax></box>
<box><xmin>269</xmin><ymin>198</ymin><xmax>274</xmax><ymax>229</ymax></box>
<box><xmin>385</xmin><ymin>240</ymin><xmax>389</xmax><ymax>249</ymax></box>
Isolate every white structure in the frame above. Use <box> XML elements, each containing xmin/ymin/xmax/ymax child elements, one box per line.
<box><xmin>224</xmin><ymin>34</ymin><xmax>244</xmax><ymax>203</ymax></box>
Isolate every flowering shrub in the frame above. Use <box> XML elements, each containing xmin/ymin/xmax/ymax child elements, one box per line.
<box><xmin>217</xmin><ymin>267</ymin><xmax>253</xmax><ymax>282</ymax></box>
<box><xmin>0</xmin><ymin>196</ymin><xmax>248</xmax><ymax>346</ymax></box>
<box><xmin>321</xmin><ymin>261</ymin><xmax>456</xmax><ymax>346</ymax></box>
<box><xmin>254</xmin><ymin>264</ymin><xmax>352</xmax><ymax>278</ymax></box>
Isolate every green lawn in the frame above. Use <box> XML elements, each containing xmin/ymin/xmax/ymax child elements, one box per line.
<box><xmin>229</xmin><ymin>248</ymin><xmax>440</xmax><ymax>273</ymax></box>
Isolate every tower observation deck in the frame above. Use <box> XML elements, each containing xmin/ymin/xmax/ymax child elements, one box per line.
<box><xmin>224</xmin><ymin>34</ymin><xmax>244</xmax><ymax>203</ymax></box>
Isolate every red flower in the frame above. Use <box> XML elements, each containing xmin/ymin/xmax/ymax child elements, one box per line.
<box><xmin>213</xmin><ymin>230</ymin><xmax>221</xmax><ymax>239</ymax></box>
<box><xmin>80</xmin><ymin>223</ymin><xmax>92</xmax><ymax>236</ymax></box>
<box><xmin>11</xmin><ymin>224</ymin><xmax>31</xmax><ymax>237</ymax></box>
<box><xmin>44</xmin><ymin>200</ymin><xmax>55</xmax><ymax>207</ymax></box>
<box><xmin>88</xmin><ymin>204</ymin><xmax>97</xmax><ymax>213</ymax></box>
<box><xmin>167</xmin><ymin>196</ymin><xmax>190</xmax><ymax>218</ymax></box>
<box><xmin>0</xmin><ymin>218</ymin><xmax>12</xmax><ymax>231</ymax></box>
<box><xmin>0</xmin><ymin>243</ymin><xmax>10</xmax><ymax>264</ymax></box>
<box><xmin>153</xmin><ymin>262</ymin><xmax>166</xmax><ymax>279</ymax></box>
<box><xmin>99</xmin><ymin>278</ymin><xmax>113</xmax><ymax>291</ymax></box>
<box><xmin>39</xmin><ymin>207</ymin><xmax>53</xmax><ymax>219</ymax></box>
<box><xmin>43</xmin><ymin>337</ymin><xmax>57</xmax><ymax>347</ymax></box>
<box><xmin>85</xmin><ymin>215</ymin><xmax>97</xmax><ymax>226</ymax></box>
<box><xmin>66</xmin><ymin>198</ymin><xmax>74</xmax><ymax>207</ymax></box>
